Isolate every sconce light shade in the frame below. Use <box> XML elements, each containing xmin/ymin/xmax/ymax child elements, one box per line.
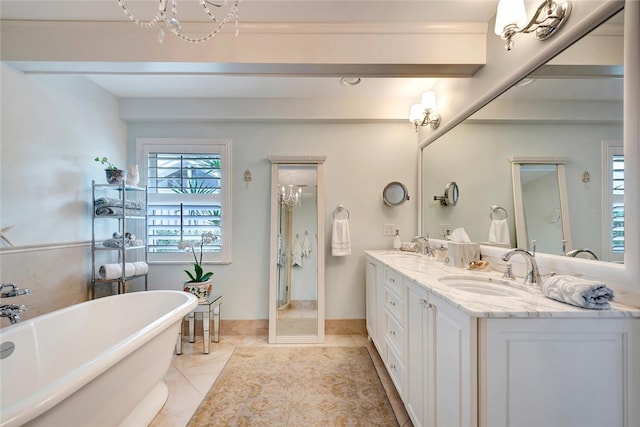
<box><xmin>409</xmin><ymin>91</ymin><xmax>441</xmax><ymax>131</ymax></box>
<box><xmin>420</xmin><ymin>91</ymin><xmax>437</xmax><ymax>111</ymax></box>
<box><xmin>494</xmin><ymin>0</ymin><xmax>527</xmax><ymax>36</ymax></box>
<box><xmin>409</xmin><ymin>104</ymin><xmax>425</xmax><ymax>123</ymax></box>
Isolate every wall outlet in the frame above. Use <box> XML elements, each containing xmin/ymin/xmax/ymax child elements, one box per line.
<box><xmin>440</xmin><ymin>224</ymin><xmax>452</xmax><ymax>238</ymax></box>
<box><xmin>383</xmin><ymin>224</ymin><xmax>396</xmax><ymax>236</ymax></box>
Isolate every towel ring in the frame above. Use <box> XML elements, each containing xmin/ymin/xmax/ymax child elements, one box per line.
<box><xmin>490</xmin><ymin>205</ymin><xmax>508</xmax><ymax>220</ymax></box>
<box><xmin>333</xmin><ymin>204</ymin><xmax>350</xmax><ymax>220</ymax></box>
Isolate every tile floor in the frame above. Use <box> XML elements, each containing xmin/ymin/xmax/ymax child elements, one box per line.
<box><xmin>150</xmin><ymin>334</ymin><xmax>413</xmax><ymax>427</ymax></box>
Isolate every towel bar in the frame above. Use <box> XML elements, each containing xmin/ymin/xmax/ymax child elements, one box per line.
<box><xmin>333</xmin><ymin>204</ymin><xmax>350</xmax><ymax>220</ymax></box>
<box><xmin>490</xmin><ymin>205</ymin><xmax>508</xmax><ymax>220</ymax></box>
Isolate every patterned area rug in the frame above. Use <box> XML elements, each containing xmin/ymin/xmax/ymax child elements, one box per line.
<box><xmin>187</xmin><ymin>346</ymin><xmax>399</xmax><ymax>426</ymax></box>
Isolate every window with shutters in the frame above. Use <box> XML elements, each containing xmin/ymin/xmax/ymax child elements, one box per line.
<box><xmin>137</xmin><ymin>139</ymin><xmax>232</xmax><ymax>264</ymax></box>
<box><xmin>602</xmin><ymin>142</ymin><xmax>623</xmax><ymax>263</ymax></box>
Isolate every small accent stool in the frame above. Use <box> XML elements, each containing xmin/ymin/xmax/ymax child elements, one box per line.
<box><xmin>176</xmin><ymin>293</ymin><xmax>222</xmax><ymax>355</ymax></box>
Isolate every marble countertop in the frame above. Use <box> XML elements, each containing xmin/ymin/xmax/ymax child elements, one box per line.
<box><xmin>365</xmin><ymin>250</ymin><xmax>640</xmax><ymax>319</ymax></box>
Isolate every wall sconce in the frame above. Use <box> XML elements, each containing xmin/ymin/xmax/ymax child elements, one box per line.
<box><xmin>494</xmin><ymin>0</ymin><xmax>572</xmax><ymax>51</ymax></box>
<box><xmin>409</xmin><ymin>91</ymin><xmax>441</xmax><ymax>132</ymax></box>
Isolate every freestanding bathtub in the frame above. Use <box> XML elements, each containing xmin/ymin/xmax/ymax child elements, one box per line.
<box><xmin>0</xmin><ymin>290</ymin><xmax>197</xmax><ymax>427</ymax></box>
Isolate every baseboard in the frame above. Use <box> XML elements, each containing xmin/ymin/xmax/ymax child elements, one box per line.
<box><xmin>182</xmin><ymin>318</ymin><xmax>365</xmax><ymax>336</ymax></box>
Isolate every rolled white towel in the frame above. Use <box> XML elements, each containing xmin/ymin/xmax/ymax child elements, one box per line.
<box><xmin>98</xmin><ymin>263</ymin><xmax>135</xmax><ymax>280</ymax></box>
<box><xmin>132</xmin><ymin>261</ymin><xmax>148</xmax><ymax>276</ymax></box>
<box><xmin>541</xmin><ymin>275</ymin><xmax>615</xmax><ymax>310</ymax></box>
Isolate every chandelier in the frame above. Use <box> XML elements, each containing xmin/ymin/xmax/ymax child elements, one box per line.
<box><xmin>280</xmin><ymin>183</ymin><xmax>302</xmax><ymax>209</ymax></box>
<box><xmin>116</xmin><ymin>0</ymin><xmax>240</xmax><ymax>43</ymax></box>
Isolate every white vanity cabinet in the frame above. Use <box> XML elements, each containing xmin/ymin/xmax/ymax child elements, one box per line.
<box><xmin>406</xmin><ymin>280</ymin><xmax>432</xmax><ymax>427</ymax></box>
<box><xmin>365</xmin><ymin>251</ymin><xmax>640</xmax><ymax>427</ymax></box>
<box><xmin>365</xmin><ymin>258</ymin><xmax>378</xmax><ymax>341</ymax></box>
<box><xmin>366</xmin><ymin>256</ymin><xmax>387</xmax><ymax>358</ymax></box>
<box><xmin>406</xmin><ymin>279</ymin><xmax>477</xmax><ymax>427</ymax></box>
<box><xmin>480</xmin><ymin>317</ymin><xmax>640</xmax><ymax>427</ymax></box>
<box><xmin>383</xmin><ymin>267</ymin><xmax>407</xmax><ymax>398</ymax></box>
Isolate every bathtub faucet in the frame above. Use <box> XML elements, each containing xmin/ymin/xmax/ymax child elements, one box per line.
<box><xmin>0</xmin><ymin>304</ymin><xmax>26</xmax><ymax>324</ymax></box>
<box><xmin>0</xmin><ymin>283</ymin><xmax>30</xmax><ymax>298</ymax></box>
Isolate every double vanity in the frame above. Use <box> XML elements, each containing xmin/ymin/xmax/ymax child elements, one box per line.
<box><xmin>365</xmin><ymin>250</ymin><xmax>640</xmax><ymax>427</ymax></box>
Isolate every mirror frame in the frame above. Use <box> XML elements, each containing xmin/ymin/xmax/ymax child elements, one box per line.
<box><xmin>510</xmin><ymin>156</ymin><xmax>571</xmax><ymax>253</ymax></box>
<box><xmin>268</xmin><ymin>155</ymin><xmax>326</xmax><ymax>344</ymax></box>
<box><xmin>418</xmin><ymin>1</ymin><xmax>639</xmax><ymax>289</ymax></box>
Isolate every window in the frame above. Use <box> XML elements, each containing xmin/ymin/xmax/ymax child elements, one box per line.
<box><xmin>611</xmin><ymin>153</ymin><xmax>624</xmax><ymax>254</ymax></box>
<box><xmin>602</xmin><ymin>141</ymin><xmax>623</xmax><ymax>262</ymax></box>
<box><xmin>137</xmin><ymin>139</ymin><xmax>232</xmax><ymax>264</ymax></box>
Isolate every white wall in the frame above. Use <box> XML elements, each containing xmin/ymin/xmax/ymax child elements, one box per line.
<box><xmin>0</xmin><ymin>64</ymin><xmax>128</xmax><ymax>245</ymax></box>
<box><xmin>0</xmin><ymin>67</ymin><xmax>127</xmax><ymax>325</ymax></box>
<box><xmin>126</xmin><ymin>120</ymin><xmax>418</xmax><ymax>321</ymax></box>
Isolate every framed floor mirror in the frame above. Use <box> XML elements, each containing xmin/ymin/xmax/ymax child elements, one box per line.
<box><xmin>268</xmin><ymin>156</ymin><xmax>326</xmax><ymax>343</ymax></box>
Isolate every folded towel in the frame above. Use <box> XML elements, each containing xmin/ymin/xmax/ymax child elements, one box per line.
<box><xmin>331</xmin><ymin>219</ymin><xmax>351</xmax><ymax>256</ymax></box>
<box><xmin>541</xmin><ymin>275</ymin><xmax>615</xmax><ymax>310</ymax></box>
<box><xmin>95</xmin><ymin>207</ymin><xmax>146</xmax><ymax>217</ymax></box>
<box><xmin>98</xmin><ymin>263</ymin><xmax>135</xmax><ymax>280</ymax></box>
<box><xmin>132</xmin><ymin>261</ymin><xmax>148</xmax><ymax>276</ymax></box>
<box><xmin>102</xmin><ymin>238</ymin><xmax>130</xmax><ymax>248</ymax></box>
<box><xmin>95</xmin><ymin>197</ymin><xmax>144</xmax><ymax>210</ymax></box>
<box><xmin>488</xmin><ymin>219</ymin><xmax>511</xmax><ymax>246</ymax></box>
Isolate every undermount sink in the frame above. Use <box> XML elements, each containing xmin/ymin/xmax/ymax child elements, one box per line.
<box><xmin>381</xmin><ymin>252</ymin><xmax>434</xmax><ymax>272</ymax></box>
<box><xmin>381</xmin><ymin>251</ymin><xmax>422</xmax><ymax>260</ymax></box>
<box><xmin>438</xmin><ymin>276</ymin><xmax>523</xmax><ymax>298</ymax></box>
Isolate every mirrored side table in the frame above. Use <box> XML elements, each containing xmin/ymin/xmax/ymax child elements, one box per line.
<box><xmin>176</xmin><ymin>293</ymin><xmax>222</xmax><ymax>355</ymax></box>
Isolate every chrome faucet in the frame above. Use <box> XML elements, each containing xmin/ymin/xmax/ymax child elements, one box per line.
<box><xmin>565</xmin><ymin>248</ymin><xmax>598</xmax><ymax>260</ymax></box>
<box><xmin>0</xmin><ymin>304</ymin><xmax>26</xmax><ymax>324</ymax></box>
<box><xmin>501</xmin><ymin>248</ymin><xmax>541</xmax><ymax>285</ymax></box>
<box><xmin>412</xmin><ymin>235</ymin><xmax>432</xmax><ymax>256</ymax></box>
<box><xmin>0</xmin><ymin>283</ymin><xmax>30</xmax><ymax>298</ymax></box>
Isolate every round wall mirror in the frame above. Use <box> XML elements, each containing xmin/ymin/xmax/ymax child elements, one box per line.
<box><xmin>383</xmin><ymin>181</ymin><xmax>409</xmax><ymax>207</ymax></box>
<box><xmin>434</xmin><ymin>181</ymin><xmax>459</xmax><ymax>206</ymax></box>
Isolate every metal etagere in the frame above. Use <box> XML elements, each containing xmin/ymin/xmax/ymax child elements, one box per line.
<box><xmin>91</xmin><ymin>180</ymin><xmax>148</xmax><ymax>298</ymax></box>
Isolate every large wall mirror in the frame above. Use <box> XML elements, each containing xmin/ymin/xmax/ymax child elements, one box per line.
<box><xmin>268</xmin><ymin>156</ymin><xmax>326</xmax><ymax>344</ymax></box>
<box><xmin>422</xmin><ymin>9</ymin><xmax>625</xmax><ymax>264</ymax></box>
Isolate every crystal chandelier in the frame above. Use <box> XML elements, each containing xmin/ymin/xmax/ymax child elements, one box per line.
<box><xmin>280</xmin><ymin>183</ymin><xmax>302</xmax><ymax>209</ymax></box>
<box><xmin>116</xmin><ymin>0</ymin><xmax>240</xmax><ymax>43</ymax></box>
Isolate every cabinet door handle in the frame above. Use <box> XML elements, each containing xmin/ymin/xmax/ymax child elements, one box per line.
<box><xmin>420</xmin><ymin>299</ymin><xmax>432</xmax><ymax>308</ymax></box>
<box><xmin>389</xmin><ymin>301</ymin><xmax>396</xmax><ymax>307</ymax></box>
<box><xmin>389</xmin><ymin>363</ymin><xmax>396</xmax><ymax>370</ymax></box>
<box><xmin>389</xmin><ymin>330</ymin><xmax>396</xmax><ymax>336</ymax></box>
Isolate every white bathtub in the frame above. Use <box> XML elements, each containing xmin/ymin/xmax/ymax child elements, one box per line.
<box><xmin>0</xmin><ymin>290</ymin><xmax>197</xmax><ymax>427</ymax></box>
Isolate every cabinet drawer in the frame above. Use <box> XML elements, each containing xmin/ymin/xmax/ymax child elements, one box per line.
<box><xmin>385</xmin><ymin>310</ymin><xmax>406</xmax><ymax>360</ymax></box>
<box><xmin>385</xmin><ymin>287</ymin><xmax>405</xmax><ymax>323</ymax></box>
<box><xmin>384</xmin><ymin>269</ymin><xmax>404</xmax><ymax>298</ymax></box>
<box><xmin>386</xmin><ymin>343</ymin><xmax>406</xmax><ymax>399</ymax></box>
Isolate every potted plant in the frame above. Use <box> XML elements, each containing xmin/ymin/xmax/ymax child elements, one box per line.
<box><xmin>178</xmin><ymin>231</ymin><xmax>219</xmax><ymax>302</ymax></box>
<box><xmin>95</xmin><ymin>156</ymin><xmax>127</xmax><ymax>184</ymax></box>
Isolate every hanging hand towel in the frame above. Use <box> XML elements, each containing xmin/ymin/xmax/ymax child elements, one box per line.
<box><xmin>292</xmin><ymin>237</ymin><xmax>303</xmax><ymax>267</ymax></box>
<box><xmin>331</xmin><ymin>219</ymin><xmax>352</xmax><ymax>256</ymax></box>
<box><xmin>488</xmin><ymin>219</ymin><xmax>511</xmax><ymax>246</ymax></box>
<box><xmin>302</xmin><ymin>234</ymin><xmax>312</xmax><ymax>258</ymax></box>
<box><xmin>541</xmin><ymin>275</ymin><xmax>615</xmax><ymax>310</ymax></box>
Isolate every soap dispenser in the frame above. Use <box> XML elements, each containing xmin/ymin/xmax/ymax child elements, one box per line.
<box><xmin>393</xmin><ymin>230</ymin><xmax>401</xmax><ymax>250</ymax></box>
